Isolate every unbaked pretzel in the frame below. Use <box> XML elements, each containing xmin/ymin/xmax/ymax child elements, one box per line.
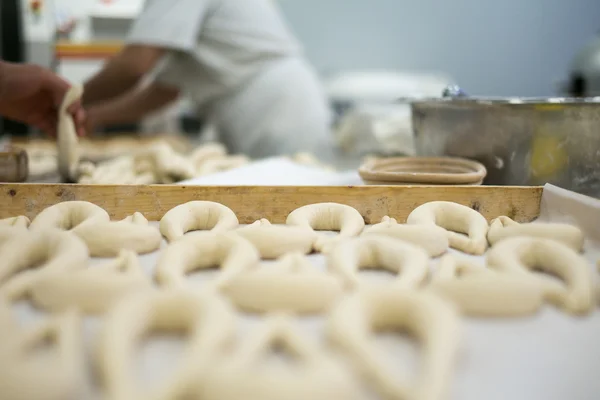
<box><xmin>0</xmin><ymin>307</ymin><xmax>85</xmax><ymax>400</ymax></box>
<box><xmin>222</xmin><ymin>252</ymin><xmax>343</xmax><ymax>313</ymax></box>
<box><xmin>29</xmin><ymin>250</ymin><xmax>150</xmax><ymax>315</ymax></box>
<box><xmin>487</xmin><ymin>216</ymin><xmax>584</xmax><ymax>251</ymax></box>
<box><xmin>327</xmin><ymin>235</ymin><xmax>430</xmax><ymax>290</ymax></box>
<box><xmin>97</xmin><ymin>289</ymin><xmax>236</xmax><ymax>400</ymax></box>
<box><xmin>286</xmin><ymin>202</ymin><xmax>365</xmax><ymax>252</ymax></box>
<box><xmin>57</xmin><ymin>84</ymin><xmax>83</xmax><ymax>181</ymax></box>
<box><xmin>197</xmin><ymin>314</ymin><xmax>362</xmax><ymax>400</ymax></box>
<box><xmin>29</xmin><ymin>201</ymin><xmax>110</xmax><ymax>231</ymax></box>
<box><xmin>155</xmin><ymin>232</ymin><xmax>260</xmax><ymax>289</ymax></box>
<box><xmin>429</xmin><ymin>254</ymin><xmax>544</xmax><ymax>316</ymax></box>
<box><xmin>407</xmin><ymin>201</ymin><xmax>489</xmax><ymax>255</ymax></box>
<box><xmin>486</xmin><ymin>237</ymin><xmax>594</xmax><ymax>315</ymax></box>
<box><xmin>159</xmin><ymin>201</ymin><xmax>239</xmax><ymax>242</ymax></box>
<box><xmin>0</xmin><ymin>216</ymin><xmax>30</xmax><ymax>229</ymax></box>
<box><xmin>362</xmin><ymin>216</ymin><xmax>449</xmax><ymax>257</ymax></box>
<box><xmin>327</xmin><ymin>286</ymin><xmax>461</xmax><ymax>400</ymax></box>
<box><xmin>234</xmin><ymin>219</ymin><xmax>316</xmax><ymax>259</ymax></box>
<box><xmin>0</xmin><ymin>229</ymin><xmax>89</xmax><ymax>299</ymax></box>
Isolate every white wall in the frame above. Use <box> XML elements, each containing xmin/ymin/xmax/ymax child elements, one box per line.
<box><xmin>277</xmin><ymin>0</ymin><xmax>600</xmax><ymax>97</ymax></box>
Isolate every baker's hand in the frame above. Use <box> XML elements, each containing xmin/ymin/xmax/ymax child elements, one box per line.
<box><xmin>0</xmin><ymin>61</ymin><xmax>86</xmax><ymax>137</ymax></box>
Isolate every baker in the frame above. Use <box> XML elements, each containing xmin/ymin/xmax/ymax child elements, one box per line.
<box><xmin>82</xmin><ymin>0</ymin><xmax>334</xmax><ymax>161</ymax></box>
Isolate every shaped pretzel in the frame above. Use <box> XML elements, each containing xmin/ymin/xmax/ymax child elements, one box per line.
<box><xmin>29</xmin><ymin>201</ymin><xmax>110</xmax><ymax>231</ymax></box>
<box><xmin>407</xmin><ymin>201</ymin><xmax>489</xmax><ymax>255</ymax></box>
<box><xmin>286</xmin><ymin>202</ymin><xmax>365</xmax><ymax>253</ymax></box>
<box><xmin>96</xmin><ymin>289</ymin><xmax>236</xmax><ymax>400</ymax></box>
<box><xmin>486</xmin><ymin>237</ymin><xmax>594</xmax><ymax>315</ymax></box>
<box><xmin>487</xmin><ymin>216</ymin><xmax>584</xmax><ymax>251</ymax></box>
<box><xmin>327</xmin><ymin>286</ymin><xmax>461</xmax><ymax>400</ymax></box>
<box><xmin>362</xmin><ymin>216</ymin><xmax>449</xmax><ymax>257</ymax></box>
<box><xmin>234</xmin><ymin>219</ymin><xmax>316</xmax><ymax>259</ymax></box>
<box><xmin>327</xmin><ymin>235</ymin><xmax>430</xmax><ymax>290</ymax></box>
<box><xmin>159</xmin><ymin>201</ymin><xmax>239</xmax><ymax>242</ymax></box>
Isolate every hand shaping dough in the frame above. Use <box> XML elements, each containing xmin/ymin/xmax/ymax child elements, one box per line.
<box><xmin>407</xmin><ymin>201</ymin><xmax>489</xmax><ymax>255</ymax></box>
<box><xmin>327</xmin><ymin>235</ymin><xmax>430</xmax><ymax>290</ymax></box>
<box><xmin>57</xmin><ymin>84</ymin><xmax>83</xmax><ymax>181</ymax></box>
<box><xmin>428</xmin><ymin>254</ymin><xmax>544</xmax><ymax>317</ymax></box>
<box><xmin>221</xmin><ymin>252</ymin><xmax>343</xmax><ymax>314</ymax></box>
<box><xmin>487</xmin><ymin>216</ymin><xmax>584</xmax><ymax>251</ymax></box>
<box><xmin>0</xmin><ymin>216</ymin><xmax>30</xmax><ymax>229</ymax></box>
<box><xmin>327</xmin><ymin>286</ymin><xmax>460</xmax><ymax>400</ymax></box>
<box><xmin>29</xmin><ymin>201</ymin><xmax>110</xmax><ymax>231</ymax></box>
<box><xmin>286</xmin><ymin>202</ymin><xmax>365</xmax><ymax>252</ymax></box>
<box><xmin>197</xmin><ymin>314</ymin><xmax>362</xmax><ymax>400</ymax></box>
<box><xmin>97</xmin><ymin>289</ymin><xmax>236</xmax><ymax>400</ymax></box>
<box><xmin>155</xmin><ymin>232</ymin><xmax>260</xmax><ymax>289</ymax></box>
<box><xmin>362</xmin><ymin>216</ymin><xmax>449</xmax><ymax>257</ymax></box>
<box><xmin>29</xmin><ymin>250</ymin><xmax>150</xmax><ymax>314</ymax></box>
<box><xmin>486</xmin><ymin>237</ymin><xmax>594</xmax><ymax>315</ymax></box>
<box><xmin>159</xmin><ymin>201</ymin><xmax>239</xmax><ymax>242</ymax></box>
<box><xmin>0</xmin><ymin>309</ymin><xmax>85</xmax><ymax>400</ymax></box>
<box><xmin>234</xmin><ymin>219</ymin><xmax>317</xmax><ymax>259</ymax></box>
<box><xmin>0</xmin><ymin>229</ymin><xmax>89</xmax><ymax>299</ymax></box>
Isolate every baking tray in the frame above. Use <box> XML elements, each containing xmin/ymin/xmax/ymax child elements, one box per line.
<box><xmin>1</xmin><ymin>183</ymin><xmax>599</xmax><ymax>400</ymax></box>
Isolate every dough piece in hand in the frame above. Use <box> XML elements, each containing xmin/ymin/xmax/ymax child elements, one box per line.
<box><xmin>429</xmin><ymin>254</ymin><xmax>544</xmax><ymax>317</ymax></box>
<box><xmin>487</xmin><ymin>216</ymin><xmax>584</xmax><ymax>251</ymax></box>
<box><xmin>29</xmin><ymin>201</ymin><xmax>110</xmax><ymax>231</ymax></box>
<box><xmin>222</xmin><ymin>252</ymin><xmax>343</xmax><ymax>314</ymax></box>
<box><xmin>362</xmin><ymin>216</ymin><xmax>449</xmax><ymax>257</ymax></box>
<box><xmin>286</xmin><ymin>202</ymin><xmax>365</xmax><ymax>253</ymax></box>
<box><xmin>407</xmin><ymin>201</ymin><xmax>489</xmax><ymax>255</ymax></box>
<box><xmin>159</xmin><ymin>201</ymin><xmax>239</xmax><ymax>242</ymax></box>
<box><xmin>29</xmin><ymin>250</ymin><xmax>150</xmax><ymax>315</ymax></box>
<box><xmin>72</xmin><ymin>219</ymin><xmax>162</xmax><ymax>257</ymax></box>
<box><xmin>486</xmin><ymin>237</ymin><xmax>594</xmax><ymax>315</ymax></box>
<box><xmin>97</xmin><ymin>289</ymin><xmax>236</xmax><ymax>400</ymax></box>
<box><xmin>234</xmin><ymin>219</ymin><xmax>317</xmax><ymax>259</ymax></box>
<box><xmin>327</xmin><ymin>235</ymin><xmax>430</xmax><ymax>290</ymax></box>
<box><xmin>57</xmin><ymin>84</ymin><xmax>83</xmax><ymax>181</ymax></box>
<box><xmin>0</xmin><ymin>309</ymin><xmax>85</xmax><ymax>400</ymax></box>
<box><xmin>0</xmin><ymin>229</ymin><xmax>89</xmax><ymax>299</ymax></box>
<box><xmin>197</xmin><ymin>314</ymin><xmax>362</xmax><ymax>400</ymax></box>
<box><xmin>327</xmin><ymin>286</ymin><xmax>460</xmax><ymax>400</ymax></box>
<box><xmin>0</xmin><ymin>216</ymin><xmax>30</xmax><ymax>229</ymax></box>
<box><xmin>155</xmin><ymin>232</ymin><xmax>259</xmax><ymax>289</ymax></box>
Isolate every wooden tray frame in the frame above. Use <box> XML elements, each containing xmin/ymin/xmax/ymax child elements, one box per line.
<box><xmin>0</xmin><ymin>184</ymin><xmax>544</xmax><ymax>223</ymax></box>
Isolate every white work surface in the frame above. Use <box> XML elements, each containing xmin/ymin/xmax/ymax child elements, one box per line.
<box><xmin>9</xmin><ymin>185</ymin><xmax>600</xmax><ymax>400</ymax></box>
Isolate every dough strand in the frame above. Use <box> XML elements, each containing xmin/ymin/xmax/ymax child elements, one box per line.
<box><xmin>57</xmin><ymin>84</ymin><xmax>83</xmax><ymax>181</ymax></box>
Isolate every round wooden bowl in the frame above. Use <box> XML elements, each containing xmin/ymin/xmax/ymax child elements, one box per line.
<box><xmin>358</xmin><ymin>156</ymin><xmax>487</xmax><ymax>185</ymax></box>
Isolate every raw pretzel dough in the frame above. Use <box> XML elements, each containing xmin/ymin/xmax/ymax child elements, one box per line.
<box><xmin>97</xmin><ymin>289</ymin><xmax>236</xmax><ymax>400</ymax></box>
<box><xmin>57</xmin><ymin>84</ymin><xmax>83</xmax><ymax>181</ymax></box>
<box><xmin>327</xmin><ymin>286</ymin><xmax>461</xmax><ymax>400</ymax></box>
<box><xmin>29</xmin><ymin>250</ymin><xmax>150</xmax><ymax>314</ymax></box>
<box><xmin>29</xmin><ymin>201</ymin><xmax>110</xmax><ymax>231</ymax></box>
<box><xmin>407</xmin><ymin>201</ymin><xmax>489</xmax><ymax>255</ymax></box>
<box><xmin>0</xmin><ymin>308</ymin><xmax>85</xmax><ymax>400</ymax></box>
<box><xmin>189</xmin><ymin>142</ymin><xmax>227</xmax><ymax>168</ymax></box>
<box><xmin>486</xmin><ymin>237</ymin><xmax>594</xmax><ymax>315</ymax></box>
<box><xmin>159</xmin><ymin>201</ymin><xmax>239</xmax><ymax>242</ymax></box>
<box><xmin>222</xmin><ymin>252</ymin><xmax>343</xmax><ymax>313</ymax></box>
<box><xmin>487</xmin><ymin>216</ymin><xmax>584</xmax><ymax>251</ymax></box>
<box><xmin>155</xmin><ymin>232</ymin><xmax>260</xmax><ymax>289</ymax></box>
<box><xmin>327</xmin><ymin>235</ymin><xmax>430</xmax><ymax>290</ymax></box>
<box><xmin>0</xmin><ymin>216</ymin><xmax>30</xmax><ymax>229</ymax></box>
<box><xmin>234</xmin><ymin>219</ymin><xmax>317</xmax><ymax>259</ymax></box>
<box><xmin>196</xmin><ymin>155</ymin><xmax>249</xmax><ymax>176</ymax></box>
<box><xmin>0</xmin><ymin>229</ymin><xmax>89</xmax><ymax>298</ymax></box>
<box><xmin>0</xmin><ymin>226</ymin><xmax>28</xmax><ymax>247</ymax></box>
<box><xmin>286</xmin><ymin>202</ymin><xmax>365</xmax><ymax>252</ymax></box>
<box><xmin>429</xmin><ymin>254</ymin><xmax>544</xmax><ymax>316</ymax></box>
<box><xmin>119</xmin><ymin>211</ymin><xmax>148</xmax><ymax>225</ymax></box>
<box><xmin>362</xmin><ymin>216</ymin><xmax>449</xmax><ymax>257</ymax></box>
<box><xmin>198</xmin><ymin>314</ymin><xmax>361</xmax><ymax>400</ymax></box>
<box><xmin>134</xmin><ymin>142</ymin><xmax>196</xmax><ymax>183</ymax></box>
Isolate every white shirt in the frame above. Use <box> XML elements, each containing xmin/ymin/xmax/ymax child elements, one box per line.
<box><xmin>126</xmin><ymin>0</ymin><xmax>333</xmax><ymax>159</ymax></box>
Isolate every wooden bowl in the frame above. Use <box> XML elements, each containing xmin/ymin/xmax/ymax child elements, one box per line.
<box><xmin>358</xmin><ymin>156</ymin><xmax>487</xmax><ymax>185</ymax></box>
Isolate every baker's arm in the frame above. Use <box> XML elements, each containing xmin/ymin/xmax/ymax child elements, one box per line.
<box><xmin>85</xmin><ymin>81</ymin><xmax>179</xmax><ymax>130</ymax></box>
<box><xmin>82</xmin><ymin>45</ymin><xmax>165</xmax><ymax>106</ymax></box>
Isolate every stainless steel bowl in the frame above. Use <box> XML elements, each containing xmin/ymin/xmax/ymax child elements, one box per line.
<box><xmin>410</xmin><ymin>90</ymin><xmax>600</xmax><ymax>196</ymax></box>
